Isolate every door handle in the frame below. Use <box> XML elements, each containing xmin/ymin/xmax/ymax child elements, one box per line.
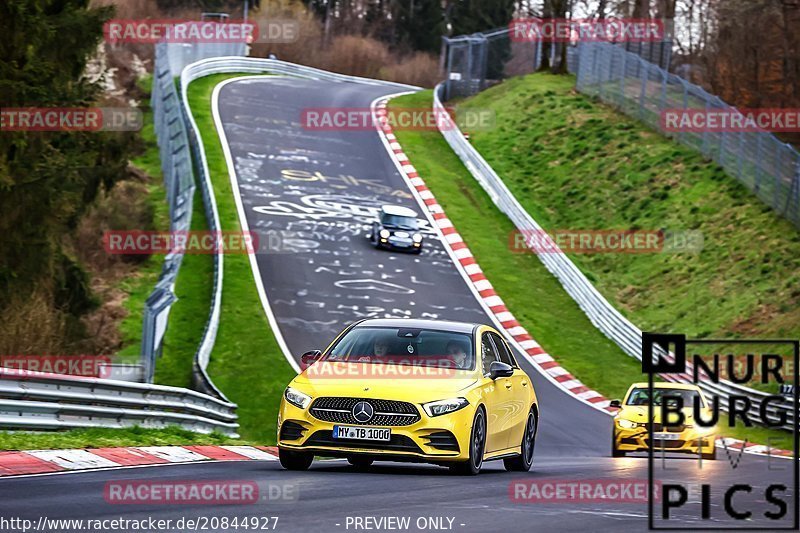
<box><xmin>522</xmin><ymin>380</ymin><xmax>528</xmax><ymax>387</ymax></box>
<box><xmin>505</xmin><ymin>382</ymin><xmax>512</xmax><ymax>389</ymax></box>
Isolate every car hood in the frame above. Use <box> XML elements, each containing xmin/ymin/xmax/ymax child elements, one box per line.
<box><xmin>292</xmin><ymin>361</ymin><xmax>478</xmax><ymax>401</ymax></box>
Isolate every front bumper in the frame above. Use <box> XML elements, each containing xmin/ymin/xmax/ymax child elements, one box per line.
<box><xmin>277</xmin><ymin>397</ymin><xmax>472</xmax><ymax>462</ymax></box>
<box><xmin>377</xmin><ymin>238</ymin><xmax>423</xmax><ymax>252</ymax></box>
<box><xmin>614</xmin><ymin>424</ymin><xmax>716</xmax><ymax>454</ymax></box>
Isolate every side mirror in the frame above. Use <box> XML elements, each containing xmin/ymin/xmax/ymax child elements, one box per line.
<box><xmin>609</xmin><ymin>399</ymin><xmax>622</xmax><ymax>408</ymax></box>
<box><xmin>300</xmin><ymin>350</ymin><xmax>322</xmax><ymax>369</ymax></box>
<box><xmin>489</xmin><ymin>361</ymin><xmax>514</xmax><ymax>380</ymax></box>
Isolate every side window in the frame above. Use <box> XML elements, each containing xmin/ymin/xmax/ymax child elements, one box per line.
<box><xmin>490</xmin><ymin>333</ymin><xmax>517</xmax><ymax>367</ymax></box>
<box><xmin>481</xmin><ymin>333</ymin><xmax>499</xmax><ymax>375</ymax></box>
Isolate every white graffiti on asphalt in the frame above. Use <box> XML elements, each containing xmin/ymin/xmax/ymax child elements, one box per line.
<box><xmin>253</xmin><ymin>194</ymin><xmax>381</xmax><ymax>221</ymax></box>
<box><xmin>333</xmin><ymin>279</ymin><xmax>415</xmax><ymax>294</ymax></box>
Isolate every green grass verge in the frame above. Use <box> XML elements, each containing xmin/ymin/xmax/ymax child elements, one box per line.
<box><xmin>0</xmin><ymin>427</ymin><xmax>248</xmax><ymax>451</ymax></box>
<box><xmin>186</xmin><ymin>73</ymin><xmax>296</xmax><ymax>443</ymax></box>
<box><xmin>390</xmin><ymin>86</ymin><xmax>795</xmax><ymax>451</ymax></box>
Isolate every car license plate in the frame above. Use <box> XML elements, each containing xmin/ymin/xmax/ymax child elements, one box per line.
<box><xmin>653</xmin><ymin>432</ymin><xmax>681</xmax><ymax>440</ymax></box>
<box><xmin>333</xmin><ymin>426</ymin><xmax>391</xmax><ymax>441</ymax></box>
<box><xmin>389</xmin><ymin>237</ymin><xmax>412</xmax><ymax>246</ymax></box>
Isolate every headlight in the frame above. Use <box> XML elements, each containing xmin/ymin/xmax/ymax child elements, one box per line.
<box><xmin>422</xmin><ymin>397</ymin><xmax>469</xmax><ymax>417</ymax></box>
<box><xmin>284</xmin><ymin>387</ymin><xmax>311</xmax><ymax>409</ymax></box>
<box><xmin>412</xmin><ymin>233</ymin><xmax>423</xmax><ymax>242</ymax></box>
<box><xmin>379</xmin><ymin>229</ymin><xmax>390</xmax><ymax>238</ymax></box>
<box><xmin>617</xmin><ymin>418</ymin><xmax>638</xmax><ymax>429</ymax></box>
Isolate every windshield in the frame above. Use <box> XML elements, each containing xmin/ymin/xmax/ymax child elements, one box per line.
<box><xmin>626</xmin><ymin>387</ymin><xmax>705</xmax><ymax>408</ymax></box>
<box><xmin>324</xmin><ymin>326</ymin><xmax>474</xmax><ymax>370</ymax></box>
<box><xmin>381</xmin><ymin>213</ymin><xmax>418</xmax><ymax>230</ymax></box>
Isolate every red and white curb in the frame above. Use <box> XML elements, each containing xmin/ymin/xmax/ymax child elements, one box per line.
<box><xmin>372</xmin><ymin>97</ymin><xmax>614</xmax><ymax>415</ymax></box>
<box><xmin>0</xmin><ymin>445</ymin><xmax>278</xmax><ymax>477</ymax></box>
<box><xmin>372</xmin><ymin>96</ymin><xmax>794</xmax><ymax>460</ymax></box>
<box><xmin>717</xmin><ymin>438</ymin><xmax>793</xmax><ymax>458</ymax></box>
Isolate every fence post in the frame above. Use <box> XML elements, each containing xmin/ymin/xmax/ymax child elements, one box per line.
<box><xmin>619</xmin><ymin>47</ymin><xmax>627</xmax><ymax>106</ymax></box>
<box><xmin>791</xmin><ymin>160</ymin><xmax>800</xmax><ymax>225</ymax></box>
<box><xmin>445</xmin><ymin>39</ymin><xmax>455</xmax><ymax>101</ymax></box>
<box><xmin>638</xmin><ymin>60</ymin><xmax>648</xmax><ymax>121</ymax></box>
<box><xmin>679</xmin><ymin>79</ymin><xmax>689</xmax><ymax>144</ymax></box>
<box><xmin>737</xmin><ymin>130</ymin><xmax>745</xmax><ymax>180</ymax></box>
<box><xmin>701</xmin><ymin>99</ymin><xmax>710</xmax><ymax>155</ymax></box>
<box><xmin>465</xmin><ymin>39</ymin><xmax>474</xmax><ymax>96</ymax></box>
<box><xmin>754</xmin><ymin>134</ymin><xmax>763</xmax><ymax>194</ymax></box>
<box><xmin>773</xmin><ymin>144</ymin><xmax>783</xmax><ymax>208</ymax></box>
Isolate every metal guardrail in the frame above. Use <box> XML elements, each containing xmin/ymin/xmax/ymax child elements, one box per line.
<box><xmin>150</xmin><ymin>35</ymin><xmax>248</xmax><ymax>398</ymax></box>
<box><xmin>432</xmin><ymin>82</ymin><xmax>795</xmax><ymax>431</ymax></box>
<box><xmin>0</xmin><ymin>368</ymin><xmax>238</xmax><ymax>436</ymax></box>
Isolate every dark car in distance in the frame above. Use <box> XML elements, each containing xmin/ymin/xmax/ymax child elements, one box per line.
<box><xmin>369</xmin><ymin>205</ymin><xmax>423</xmax><ymax>253</ymax></box>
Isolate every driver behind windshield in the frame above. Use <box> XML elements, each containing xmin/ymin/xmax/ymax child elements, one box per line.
<box><xmin>446</xmin><ymin>340</ymin><xmax>469</xmax><ymax>369</ymax></box>
<box><xmin>373</xmin><ymin>337</ymin><xmax>390</xmax><ymax>357</ymax></box>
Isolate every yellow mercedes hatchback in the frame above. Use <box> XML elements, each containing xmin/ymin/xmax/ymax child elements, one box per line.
<box><xmin>277</xmin><ymin>318</ymin><xmax>539</xmax><ymax>474</ymax></box>
<box><xmin>611</xmin><ymin>382</ymin><xmax>717</xmax><ymax>460</ymax></box>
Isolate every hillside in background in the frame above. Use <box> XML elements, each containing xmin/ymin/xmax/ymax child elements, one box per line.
<box><xmin>458</xmin><ymin>74</ymin><xmax>799</xmax><ymax>341</ymax></box>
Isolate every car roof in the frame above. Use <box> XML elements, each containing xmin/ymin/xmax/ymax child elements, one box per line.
<box><xmin>353</xmin><ymin>318</ymin><xmax>481</xmax><ymax>335</ymax></box>
<box><xmin>380</xmin><ymin>204</ymin><xmax>418</xmax><ymax>218</ymax></box>
<box><xmin>629</xmin><ymin>382</ymin><xmax>702</xmax><ymax>391</ymax></box>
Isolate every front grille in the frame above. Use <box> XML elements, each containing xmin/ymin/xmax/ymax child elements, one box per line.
<box><xmin>279</xmin><ymin>421</ymin><xmax>306</xmax><ymax>441</ymax></box>
<box><xmin>646</xmin><ymin>439</ymin><xmax>685</xmax><ymax>449</ymax></box>
<box><xmin>310</xmin><ymin>397</ymin><xmax>421</xmax><ymax>426</ymax></box>
<box><xmin>650</xmin><ymin>423</ymin><xmax>685</xmax><ymax>433</ymax></box>
<box><xmin>422</xmin><ymin>431</ymin><xmax>459</xmax><ymax>452</ymax></box>
<box><xmin>303</xmin><ymin>430</ymin><xmax>423</xmax><ymax>453</ymax></box>
<box><xmin>621</xmin><ymin>437</ymin><xmax>639</xmax><ymax>445</ymax></box>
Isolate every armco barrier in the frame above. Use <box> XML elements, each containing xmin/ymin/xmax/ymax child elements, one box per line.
<box><xmin>150</xmin><ymin>37</ymin><xmax>247</xmax><ymax>399</ymax></box>
<box><xmin>432</xmin><ymin>83</ymin><xmax>795</xmax><ymax>431</ymax></box>
<box><xmin>0</xmin><ymin>368</ymin><xmax>238</xmax><ymax>436</ymax></box>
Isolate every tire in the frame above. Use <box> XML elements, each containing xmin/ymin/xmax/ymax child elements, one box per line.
<box><xmin>279</xmin><ymin>448</ymin><xmax>313</xmax><ymax>471</ymax></box>
<box><xmin>451</xmin><ymin>408</ymin><xmax>486</xmax><ymax>475</ymax></box>
<box><xmin>347</xmin><ymin>456</ymin><xmax>374</xmax><ymax>469</ymax></box>
<box><xmin>611</xmin><ymin>431</ymin><xmax>626</xmax><ymax>457</ymax></box>
<box><xmin>504</xmin><ymin>409</ymin><xmax>537</xmax><ymax>472</ymax></box>
<box><xmin>702</xmin><ymin>446</ymin><xmax>717</xmax><ymax>461</ymax></box>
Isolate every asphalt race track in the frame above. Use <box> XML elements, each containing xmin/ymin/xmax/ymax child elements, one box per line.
<box><xmin>1</xmin><ymin>76</ymin><xmax>795</xmax><ymax>533</ymax></box>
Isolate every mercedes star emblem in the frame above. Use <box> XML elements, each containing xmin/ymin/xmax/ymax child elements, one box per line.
<box><xmin>352</xmin><ymin>401</ymin><xmax>374</xmax><ymax>423</ymax></box>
